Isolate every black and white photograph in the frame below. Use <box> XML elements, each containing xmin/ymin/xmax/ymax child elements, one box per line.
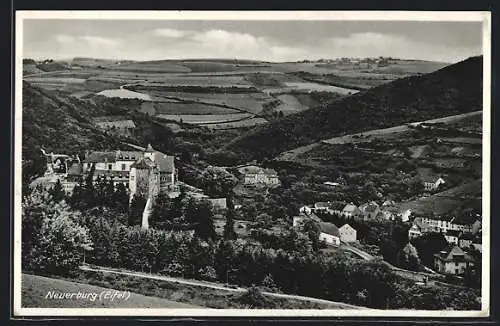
<box><xmin>13</xmin><ymin>11</ymin><xmax>491</xmax><ymax>317</ymax></box>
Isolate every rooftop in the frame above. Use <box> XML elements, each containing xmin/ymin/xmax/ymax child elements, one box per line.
<box><xmin>434</xmin><ymin>245</ymin><xmax>475</xmax><ymax>263</ymax></box>
<box><xmin>319</xmin><ymin>222</ymin><xmax>340</xmax><ymax>237</ymax></box>
<box><xmin>238</xmin><ymin>165</ymin><xmax>277</xmax><ymax>176</ymax></box>
<box><xmin>328</xmin><ymin>201</ymin><xmax>347</xmax><ymax>211</ymax></box>
<box><xmin>342</xmin><ymin>204</ymin><xmax>358</xmax><ymax>213</ymax></box>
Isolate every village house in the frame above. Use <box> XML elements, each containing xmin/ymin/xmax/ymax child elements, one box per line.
<box><xmin>339</xmin><ymin>224</ymin><xmax>357</xmax><ymax>243</ymax></box>
<box><xmin>237</xmin><ymin>165</ymin><xmax>280</xmax><ymax>186</ymax></box>
<box><xmin>444</xmin><ymin>230</ymin><xmax>461</xmax><ymax>245</ymax></box>
<box><xmin>420</xmin><ymin>215</ymin><xmax>474</xmax><ymax>233</ymax></box>
<box><xmin>434</xmin><ymin>245</ymin><xmax>475</xmax><ymax>276</ymax></box>
<box><xmin>418</xmin><ymin>169</ymin><xmax>446</xmax><ymax>192</ymax></box>
<box><xmin>293</xmin><ymin>213</ymin><xmax>321</xmax><ymax>228</ymax></box>
<box><xmin>458</xmin><ymin>233</ymin><xmax>475</xmax><ymax>249</ymax></box>
<box><xmin>327</xmin><ymin>201</ymin><xmax>348</xmax><ymax>215</ymax></box>
<box><xmin>208</xmin><ymin>198</ymin><xmax>227</xmax><ymax>210</ymax></box>
<box><xmin>31</xmin><ymin>151</ymin><xmax>83</xmax><ymax>195</ymax></box>
<box><xmin>314</xmin><ymin>202</ymin><xmax>330</xmax><ymax>212</ymax></box>
<box><xmin>341</xmin><ymin>204</ymin><xmax>360</xmax><ymax>218</ymax></box>
<box><xmin>93</xmin><ymin>116</ymin><xmax>136</xmax><ymax>136</ymax></box>
<box><xmin>318</xmin><ymin>222</ymin><xmax>341</xmax><ymax>246</ymax></box>
<box><xmin>323</xmin><ymin>181</ymin><xmax>341</xmax><ymax>188</ymax></box>
<box><xmin>408</xmin><ymin>217</ymin><xmax>434</xmax><ymax>239</ymax></box>
<box><xmin>359</xmin><ymin>201</ymin><xmax>380</xmax><ymax>220</ymax></box>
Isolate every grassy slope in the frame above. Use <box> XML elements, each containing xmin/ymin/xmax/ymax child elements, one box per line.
<box><xmin>22</xmin><ymin>81</ymin><xmax>125</xmax><ymax>154</ymax></box>
<box><xmin>22</xmin><ymin>273</ymin><xmax>201</xmax><ymax>308</ymax></box>
<box><xmin>226</xmin><ymin>56</ymin><xmax>483</xmax><ymax>161</ymax></box>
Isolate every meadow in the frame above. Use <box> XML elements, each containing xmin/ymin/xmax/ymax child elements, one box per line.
<box><xmin>22</xmin><ymin>273</ymin><xmax>200</xmax><ymax>308</ymax></box>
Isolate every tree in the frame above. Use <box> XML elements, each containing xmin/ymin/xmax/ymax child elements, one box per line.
<box><xmin>184</xmin><ymin>198</ymin><xmax>216</xmax><ymax>241</ymax></box>
<box><xmin>48</xmin><ymin>179</ymin><xmax>66</xmax><ymax>203</ymax></box>
<box><xmin>150</xmin><ymin>192</ymin><xmax>171</xmax><ymax>230</ymax></box>
<box><xmin>223</xmin><ymin>196</ymin><xmax>237</xmax><ymax>240</ymax></box>
<box><xmin>398</xmin><ymin>242</ymin><xmax>421</xmax><ymax>271</ymax></box>
<box><xmin>262</xmin><ymin>273</ymin><xmax>279</xmax><ymax>292</ymax></box>
<box><xmin>412</xmin><ymin>232</ymin><xmax>448</xmax><ymax>267</ymax></box>
<box><xmin>199</xmin><ymin>265</ymin><xmax>217</xmax><ymax>281</ymax></box>
<box><xmin>237</xmin><ymin>285</ymin><xmax>274</xmax><ymax>308</ymax></box>
<box><xmin>27</xmin><ymin>203</ymin><xmax>93</xmax><ymax>276</ymax></box>
<box><xmin>129</xmin><ymin>194</ymin><xmax>146</xmax><ymax>226</ymax></box>
<box><xmin>301</xmin><ymin>219</ymin><xmax>321</xmax><ymax>251</ymax></box>
<box><xmin>200</xmin><ymin>166</ymin><xmax>238</xmax><ymax>198</ymax></box>
<box><xmin>112</xmin><ymin>182</ymin><xmax>129</xmax><ymax>213</ymax></box>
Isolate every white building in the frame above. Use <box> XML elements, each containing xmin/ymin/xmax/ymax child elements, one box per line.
<box><xmin>318</xmin><ymin>222</ymin><xmax>340</xmax><ymax>246</ymax></box>
<box><xmin>237</xmin><ymin>165</ymin><xmax>280</xmax><ymax>186</ymax></box>
<box><xmin>339</xmin><ymin>224</ymin><xmax>357</xmax><ymax>243</ymax></box>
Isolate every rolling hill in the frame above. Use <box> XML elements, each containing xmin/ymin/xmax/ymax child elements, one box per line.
<box><xmin>22</xmin><ymin>82</ymin><xmax>127</xmax><ymax>181</ymax></box>
<box><xmin>225</xmin><ymin>56</ymin><xmax>483</xmax><ymax>162</ymax></box>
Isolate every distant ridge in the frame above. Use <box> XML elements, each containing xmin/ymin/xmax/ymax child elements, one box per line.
<box><xmin>226</xmin><ymin>56</ymin><xmax>483</xmax><ymax>161</ymax></box>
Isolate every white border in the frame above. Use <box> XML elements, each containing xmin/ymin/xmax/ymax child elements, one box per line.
<box><xmin>13</xmin><ymin>10</ymin><xmax>491</xmax><ymax>318</ymax></box>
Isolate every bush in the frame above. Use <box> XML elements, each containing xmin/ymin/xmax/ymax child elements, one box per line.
<box><xmin>237</xmin><ymin>285</ymin><xmax>275</xmax><ymax>308</ymax></box>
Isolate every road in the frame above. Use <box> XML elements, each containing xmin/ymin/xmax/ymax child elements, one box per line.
<box><xmin>275</xmin><ymin>110</ymin><xmax>482</xmax><ymax>161</ymax></box>
<box><xmin>321</xmin><ymin>110</ymin><xmax>482</xmax><ymax>145</ymax></box>
<box><xmin>80</xmin><ymin>265</ymin><xmax>365</xmax><ymax>309</ymax></box>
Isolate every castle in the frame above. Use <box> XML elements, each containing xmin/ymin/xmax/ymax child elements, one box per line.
<box><xmin>81</xmin><ymin>144</ymin><xmax>177</xmax><ymax>201</ymax></box>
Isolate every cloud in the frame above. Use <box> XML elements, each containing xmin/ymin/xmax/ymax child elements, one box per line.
<box><xmin>152</xmin><ymin>28</ymin><xmax>191</xmax><ymax>38</ymax></box>
<box><xmin>79</xmin><ymin>36</ymin><xmax>120</xmax><ymax>46</ymax></box>
<box><xmin>55</xmin><ymin>34</ymin><xmax>76</xmax><ymax>44</ymax></box>
<box><xmin>38</xmin><ymin>28</ymin><xmax>478</xmax><ymax>63</ymax></box>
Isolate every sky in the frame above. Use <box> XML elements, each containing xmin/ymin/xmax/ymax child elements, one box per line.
<box><xmin>22</xmin><ymin>19</ymin><xmax>483</xmax><ymax>63</ymax></box>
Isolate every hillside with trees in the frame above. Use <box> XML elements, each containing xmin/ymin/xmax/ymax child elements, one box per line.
<box><xmin>226</xmin><ymin>56</ymin><xmax>482</xmax><ymax>162</ymax></box>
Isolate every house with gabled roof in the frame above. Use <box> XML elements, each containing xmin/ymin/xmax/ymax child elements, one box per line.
<box><xmin>408</xmin><ymin>217</ymin><xmax>434</xmax><ymax>239</ymax></box>
<box><xmin>318</xmin><ymin>222</ymin><xmax>340</xmax><ymax>246</ymax></box>
<box><xmin>359</xmin><ymin>201</ymin><xmax>380</xmax><ymax>220</ymax></box>
<box><xmin>341</xmin><ymin>204</ymin><xmax>360</xmax><ymax>218</ymax></box>
<box><xmin>434</xmin><ymin>245</ymin><xmax>475</xmax><ymax>275</ymax></box>
<box><xmin>339</xmin><ymin>224</ymin><xmax>357</xmax><ymax>243</ymax></box>
<box><xmin>237</xmin><ymin>165</ymin><xmax>280</xmax><ymax>186</ymax></box>
<box><xmin>418</xmin><ymin>168</ymin><xmax>445</xmax><ymax>192</ymax></box>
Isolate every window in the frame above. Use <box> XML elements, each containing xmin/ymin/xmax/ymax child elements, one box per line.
<box><xmin>122</xmin><ymin>164</ymin><xmax>126</xmax><ymax>171</ymax></box>
<box><xmin>108</xmin><ymin>164</ymin><xmax>112</xmax><ymax>170</ymax></box>
<box><xmin>130</xmin><ymin>176</ymin><xmax>134</xmax><ymax>181</ymax></box>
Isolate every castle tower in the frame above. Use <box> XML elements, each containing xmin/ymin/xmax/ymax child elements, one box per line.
<box><xmin>144</xmin><ymin>143</ymin><xmax>155</xmax><ymax>162</ymax></box>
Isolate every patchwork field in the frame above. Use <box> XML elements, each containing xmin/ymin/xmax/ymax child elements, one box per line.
<box><xmin>23</xmin><ymin>57</ymin><xmax>451</xmax><ymax>129</ymax></box>
<box><xmin>204</xmin><ymin>117</ymin><xmax>268</xmax><ymax>130</ymax></box>
<box><xmin>275</xmin><ymin>94</ymin><xmax>308</xmax><ymax>115</ymax></box>
<box><xmin>157</xmin><ymin>113</ymin><xmax>252</xmax><ymax>124</ymax></box>
<box><xmin>152</xmin><ymin>102</ymin><xmax>239</xmax><ymax>115</ymax></box>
